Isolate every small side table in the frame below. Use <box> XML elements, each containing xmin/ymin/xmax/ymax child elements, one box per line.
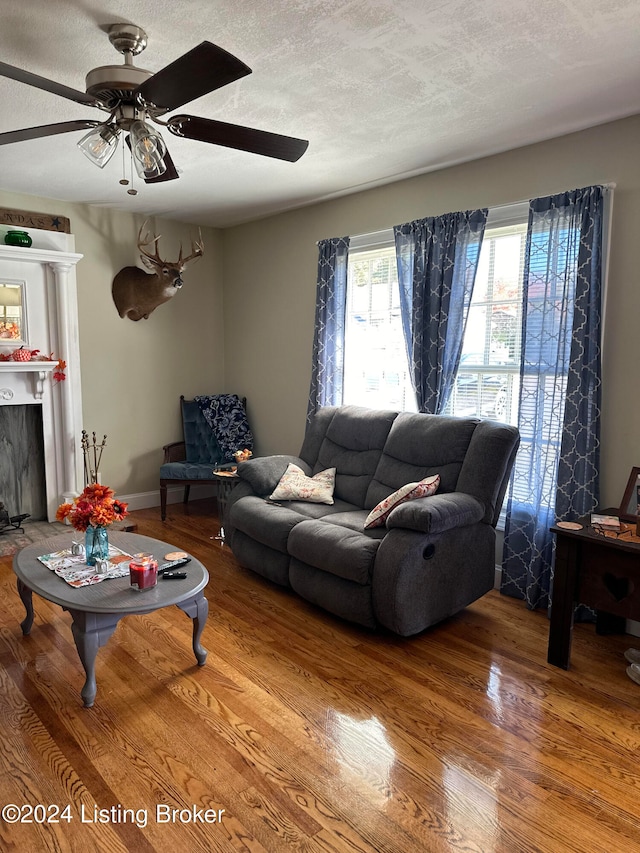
<box><xmin>548</xmin><ymin>518</ymin><xmax>640</xmax><ymax>669</ymax></box>
<box><xmin>211</xmin><ymin>470</ymin><xmax>239</xmax><ymax>542</ymax></box>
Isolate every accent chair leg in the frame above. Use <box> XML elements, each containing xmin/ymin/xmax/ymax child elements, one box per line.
<box><xmin>160</xmin><ymin>482</ymin><xmax>168</xmax><ymax>521</ymax></box>
<box><xmin>184</xmin><ymin>484</ymin><xmax>191</xmax><ymax>505</ymax></box>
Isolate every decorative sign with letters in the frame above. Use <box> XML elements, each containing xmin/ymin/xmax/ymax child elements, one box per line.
<box><xmin>0</xmin><ymin>207</ymin><xmax>70</xmax><ymax>233</ymax></box>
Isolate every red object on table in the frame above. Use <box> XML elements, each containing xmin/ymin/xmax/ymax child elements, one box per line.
<box><xmin>129</xmin><ymin>553</ymin><xmax>158</xmax><ymax>590</ymax></box>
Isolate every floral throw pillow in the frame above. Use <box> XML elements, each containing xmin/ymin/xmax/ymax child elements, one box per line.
<box><xmin>269</xmin><ymin>463</ymin><xmax>336</xmax><ymax>504</ymax></box>
<box><xmin>364</xmin><ymin>474</ymin><xmax>440</xmax><ymax>529</ymax></box>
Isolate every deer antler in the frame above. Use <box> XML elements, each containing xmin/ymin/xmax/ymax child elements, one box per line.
<box><xmin>178</xmin><ymin>229</ymin><xmax>204</xmax><ymax>267</ymax></box>
<box><xmin>137</xmin><ymin>220</ymin><xmax>165</xmax><ymax>266</ymax></box>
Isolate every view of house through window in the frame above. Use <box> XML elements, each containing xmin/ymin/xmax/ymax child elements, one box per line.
<box><xmin>343</xmin><ymin>220</ymin><xmax>527</xmax><ymax>425</ymax></box>
<box><xmin>442</xmin><ymin>222</ymin><xmax>526</xmax><ymax>425</ymax></box>
<box><xmin>343</xmin><ymin>243</ymin><xmax>417</xmax><ymax>412</ymax></box>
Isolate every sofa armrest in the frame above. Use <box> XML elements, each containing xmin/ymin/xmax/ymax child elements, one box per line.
<box><xmin>237</xmin><ymin>455</ymin><xmax>312</xmax><ymax>496</ymax></box>
<box><xmin>163</xmin><ymin>441</ymin><xmax>186</xmax><ymax>463</ymax></box>
<box><xmin>385</xmin><ymin>492</ymin><xmax>485</xmax><ymax>534</ymax></box>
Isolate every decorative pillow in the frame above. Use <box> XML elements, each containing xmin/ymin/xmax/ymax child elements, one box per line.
<box><xmin>269</xmin><ymin>463</ymin><xmax>336</xmax><ymax>504</ymax></box>
<box><xmin>364</xmin><ymin>474</ymin><xmax>440</xmax><ymax>529</ymax></box>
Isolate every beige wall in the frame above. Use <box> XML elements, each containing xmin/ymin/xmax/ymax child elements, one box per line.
<box><xmin>223</xmin><ymin>114</ymin><xmax>640</xmax><ymax>511</ymax></box>
<box><xmin>1</xmin><ymin>113</ymin><xmax>638</xmax><ymax>510</ymax></box>
<box><xmin>0</xmin><ymin>190</ymin><xmax>225</xmax><ymax>498</ymax></box>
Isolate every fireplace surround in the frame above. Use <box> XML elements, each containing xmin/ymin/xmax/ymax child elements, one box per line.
<box><xmin>0</xmin><ymin>229</ymin><xmax>83</xmax><ymax>521</ymax></box>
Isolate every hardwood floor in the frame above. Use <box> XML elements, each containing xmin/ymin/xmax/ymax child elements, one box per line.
<box><xmin>1</xmin><ymin>498</ymin><xmax>639</xmax><ymax>852</ymax></box>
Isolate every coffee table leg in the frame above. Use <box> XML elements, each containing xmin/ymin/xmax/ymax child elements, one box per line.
<box><xmin>177</xmin><ymin>594</ymin><xmax>209</xmax><ymax>666</ymax></box>
<box><xmin>68</xmin><ymin>610</ymin><xmax>120</xmax><ymax>708</ymax></box>
<box><xmin>16</xmin><ymin>578</ymin><xmax>34</xmax><ymax>635</ymax></box>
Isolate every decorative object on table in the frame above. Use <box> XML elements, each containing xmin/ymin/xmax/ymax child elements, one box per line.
<box><xmin>84</xmin><ymin>524</ymin><xmax>109</xmax><ymax>565</ymax></box>
<box><xmin>233</xmin><ymin>448</ymin><xmax>253</xmax><ymax>464</ymax></box>
<box><xmin>4</xmin><ymin>229</ymin><xmax>32</xmax><ymax>247</ymax></box>
<box><xmin>37</xmin><ymin>544</ymin><xmax>133</xmax><ymax>587</ymax></box>
<box><xmin>56</xmin><ymin>484</ymin><xmax>128</xmax><ymax>566</ymax></box>
<box><xmin>81</xmin><ymin>430</ymin><xmax>107</xmax><ymax>485</ymax></box>
<box><xmin>112</xmin><ymin>222</ymin><xmax>204</xmax><ymax>321</ymax></box>
<box><xmin>619</xmin><ymin>466</ymin><xmax>640</xmax><ymax>522</ymax></box>
<box><xmin>129</xmin><ymin>553</ymin><xmax>159</xmax><ymax>590</ymax></box>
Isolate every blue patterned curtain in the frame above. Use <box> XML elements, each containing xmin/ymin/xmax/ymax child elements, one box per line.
<box><xmin>307</xmin><ymin>237</ymin><xmax>350</xmax><ymax>419</ymax></box>
<box><xmin>501</xmin><ymin>185</ymin><xmax>603</xmax><ymax>610</ymax></box>
<box><xmin>394</xmin><ymin>209</ymin><xmax>488</xmax><ymax>413</ymax></box>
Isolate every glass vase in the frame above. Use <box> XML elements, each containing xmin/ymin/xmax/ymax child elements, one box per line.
<box><xmin>85</xmin><ymin>525</ymin><xmax>109</xmax><ymax>566</ymax></box>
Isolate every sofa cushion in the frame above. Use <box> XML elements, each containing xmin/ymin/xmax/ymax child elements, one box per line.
<box><xmin>314</xmin><ymin>406</ymin><xmax>397</xmax><ymax>507</ymax></box>
<box><xmin>229</xmin><ymin>496</ymin><xmax>307</xmax><ymax>553</ymax></box>
<box><xmin>160</xmin><ymin>461</ymin><xmax>218</xmax><ymax>480</ymax></box>
<box><xmin>364</xmin><ymin>474</ymin><xmax>440</xmax><ymax>529</ymax></box>
<box><xmin>287</xmin><ymin>519</ymin><xmax>382</xmax><ymax>584</ymax></box>
<box><xmin>365</xmin><ymin>412</ymin><xmax>478</xmax><ymax>508</ymax></box>
<box><xmin>270</xmin><ymin>463</ymin><xmax>336</xmax><ymax>504</ymax></box>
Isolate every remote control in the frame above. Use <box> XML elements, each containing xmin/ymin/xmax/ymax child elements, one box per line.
<box><xmin>162</xmin><ymin>571</ymin><xmax>188</xmax><ymax>580</ymax></box>
<box><xmin>158</xmin><ymin>557</ymin><xmax>191</xmax><ymax>574</ymax></box>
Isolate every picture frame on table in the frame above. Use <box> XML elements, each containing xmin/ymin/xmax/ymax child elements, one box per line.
<box><xmin>619</xmin><ymin>466</ymin><xmax>640</xmax><ymax>522</ymax></box>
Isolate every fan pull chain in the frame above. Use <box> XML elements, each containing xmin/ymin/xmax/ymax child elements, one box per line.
<box><xmin>127</xmin><ymin>148</ymin><xmax>138</xmax><ymax>195</ymax></box>
<box><xmin>119</xmin><ymin>138</ymin><xmax>129</xmax><ymax>187</ymax></box>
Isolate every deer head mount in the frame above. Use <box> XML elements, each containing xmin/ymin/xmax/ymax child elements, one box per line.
<box><xmin>112</xmin><ymin>222</ymin><xmax>204</xmax><ymax>321</ymax></box>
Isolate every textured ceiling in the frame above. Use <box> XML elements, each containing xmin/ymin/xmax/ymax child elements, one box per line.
<box><xmin>0</xmin><ymin>0</ymin><xmax>638</xmax><ymax>227</ymax></box>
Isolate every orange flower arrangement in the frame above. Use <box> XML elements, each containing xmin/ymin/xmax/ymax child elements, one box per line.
<box><xmin>56</xmin><ymin>483</ymin><xmax>128</xmax><ymax>532</ymax></box>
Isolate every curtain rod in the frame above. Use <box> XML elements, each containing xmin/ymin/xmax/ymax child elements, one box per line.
<box><xmin>489</xmin><ymin>182</ymin><xmax>616</xmax><ymax>213</ymax></box>
<box><xmin>316</xmin><ymin>184</ymin><xmax>617</xmax><ymax>244</ymax></box>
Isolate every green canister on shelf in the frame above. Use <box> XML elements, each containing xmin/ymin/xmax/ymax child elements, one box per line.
<box><xmin>4</xmin><ymin>230</ymin><xmax>33</xmax><ymax>247</ymax></box>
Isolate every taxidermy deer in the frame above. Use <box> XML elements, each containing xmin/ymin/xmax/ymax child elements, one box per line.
<box><xmin>112</xmin><ymin>223</ymin><xmax>204</xmax><ymax>321</ymax></box>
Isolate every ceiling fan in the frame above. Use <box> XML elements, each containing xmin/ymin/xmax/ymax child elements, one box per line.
<box><xmin>0</xmin><ymin>23</ymin><xmax>309</xmax><ymax>187</ymax></box>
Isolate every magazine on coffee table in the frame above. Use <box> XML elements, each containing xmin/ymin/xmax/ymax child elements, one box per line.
<box><xmin>38</xmin><ymin>545</ymin><xmax>133</xmax><ymax>588</ymax></box>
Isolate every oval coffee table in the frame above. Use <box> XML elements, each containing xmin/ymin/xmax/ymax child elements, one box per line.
<box><xmin>13</xmin><ymin>531</ymin><xmax>209</xmax><ymax>707</ymax></box>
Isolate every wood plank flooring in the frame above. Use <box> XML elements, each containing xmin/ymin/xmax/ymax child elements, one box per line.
<box><xmin>1</xmin><ymin>497</ymin><xmax>639</xmax><ymax>852</ymax></box>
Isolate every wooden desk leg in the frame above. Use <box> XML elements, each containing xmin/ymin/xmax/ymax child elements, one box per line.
<box><xmin>177</xmin><ymin>594</ymin><xmax>209</xmax><ymax>666</ymax></box>
<box><xmin>68</xmin><ymin>610</ymin><xmax>120</xmax><ymax>708</ymax></box>
<box><xmin>548</xmin><ymin>536</ymin><xmax>579</xmax><ymax>669</ymax></box>
<box><xmin>16</xmin><ymin>578</ymin><xmax>34</xmax><ymax>635</ymax></box>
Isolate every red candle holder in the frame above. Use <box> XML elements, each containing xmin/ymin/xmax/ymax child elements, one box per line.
<box><xmin>129</xmin><ymin>553</ymin><xmax>158</xmax><ymax>590</ymax></box>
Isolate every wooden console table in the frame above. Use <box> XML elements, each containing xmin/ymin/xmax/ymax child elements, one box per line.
<box><xmin>548</xmin><ymin>519</ymin><xmax>640</xmax><ymax>669</ymax></box>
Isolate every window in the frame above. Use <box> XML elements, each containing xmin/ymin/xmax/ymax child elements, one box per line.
<box><xmin>443</xmin><ymin>221</ymin><xmax>526</xmax><ymax>425</ymax></box>
<box><xmin>343</xmin><ymin>240</ymin><xmax>417</xmax><ymax>411</ymax></box>
<box><xmin>343</xmin><ymin>213</ymin><xmax>527</xmax><ymax>422</ymax></box>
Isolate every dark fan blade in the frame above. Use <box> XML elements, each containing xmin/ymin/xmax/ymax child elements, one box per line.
<box><xmin>0</xmin><ymin>61</ymin><xmax>100</xmax><ymax>107</ymax></box>
<box><xmin>167</xmin><ymin>115</ymin><xmax>309</xmax><ymax>162</ymax></box>
<box><xmin>124</xmin><ymin>134</ymin><xmax>180</xmax><ymax>183</ymax></box>
<box><xmin>135</xmin><ymin>42</ymin><xmax>251</xmax><ymax>113</ymax></box>
<box><xmin>0</xmin><ymin>120</ymin><xmax>101</xmax><ymax>146</ymax></box>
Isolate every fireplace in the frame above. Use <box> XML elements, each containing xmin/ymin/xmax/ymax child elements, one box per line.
<box><xmin>0</xmin><ymin>229</ymin><xmax>83</xmax><ymax>520</ymax></box>
<box><xmin>0</xmin><ymin>403</ymin><xmax>46</xmax><ymax>520</ymax></box>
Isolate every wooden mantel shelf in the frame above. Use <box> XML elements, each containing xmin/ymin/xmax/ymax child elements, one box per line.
<box><xmin>0</xmin><ymin>360</ymin><xmax>58</xmax><ymax>400</ymax></box>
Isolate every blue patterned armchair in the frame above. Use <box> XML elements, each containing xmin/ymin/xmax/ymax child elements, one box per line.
<box><xmin>160</xmin><ymin>394</ymin><xmax>252</xmax><ymax>520</ymax></box>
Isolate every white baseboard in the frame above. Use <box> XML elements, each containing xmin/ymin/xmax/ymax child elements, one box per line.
<box><xmin>493</xmin><ymin>564</ymin><xmax>640</xmax><ymax>638</ymax></box>
<box><xmin>118</xmin><ymin>484</ymin><xmax>217</xmax><ymax>512</ymax></box>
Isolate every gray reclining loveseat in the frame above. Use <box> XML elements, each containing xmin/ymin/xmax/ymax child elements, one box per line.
<box><xmin>225</xmin><ymin>405</ymin><xmax>519</xmax><ymax>636</ymax></box>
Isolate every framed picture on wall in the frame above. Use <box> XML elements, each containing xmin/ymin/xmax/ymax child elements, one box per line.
<box><xmin>619</xmin><ymin>467</ymin><xmax>640</xmax><ymax>522</ymax></box>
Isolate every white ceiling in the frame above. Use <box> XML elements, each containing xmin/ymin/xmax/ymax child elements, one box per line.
<box><xmin>0</xmin><ymin>1</ymin><xmax>638</xmax><ymax>228</ymax></box>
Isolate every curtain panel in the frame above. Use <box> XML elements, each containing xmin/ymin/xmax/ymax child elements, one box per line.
<box><xmin>307</xmin><ymin>237</ymin><xmax>350</xmax><ymax>420</ymax></box>
<box><xmin>501</xmin><ymin>185</ymin><xmax>603</xmax><ymax>610</ymax></box>
<box><xmin>394</xmin><ymin>209</ymin><xmax>488</xmax><ymax>413</ymax></box>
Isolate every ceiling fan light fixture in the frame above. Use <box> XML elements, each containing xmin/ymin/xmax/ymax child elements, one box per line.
<box><xmin>129</xmin><ymin>120</ymin><xmax>167</xmax><ymax>179</ymax></box>
<box><xmin>77</xmin><ymin>123</ymin><xmax>120</xmax><ymax>168</ymax></box>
